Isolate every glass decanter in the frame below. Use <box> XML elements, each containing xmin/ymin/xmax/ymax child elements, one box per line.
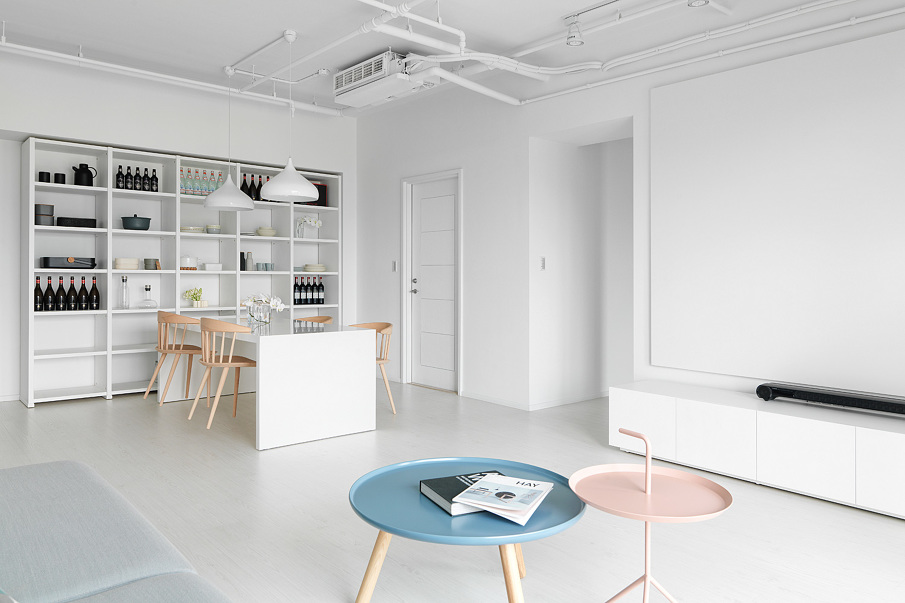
<box><xmin>137</xmin><ymin>284</ymin><xmax>158</xmax><ymax>309</ymax></box>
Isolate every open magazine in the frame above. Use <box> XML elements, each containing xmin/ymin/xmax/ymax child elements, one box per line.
<box><xmin>452</xmin><ymin>474</ymin><xmax>554</xmax><ymax>526</ymax></box>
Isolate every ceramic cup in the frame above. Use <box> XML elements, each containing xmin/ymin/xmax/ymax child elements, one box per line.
<box><xmin>265</xmin><ymin>263</ymin><xmax>274</xmax><ymax>271</ymax></box>
<box><xmin>53</xmin><ymin>173</ymin><xmax>66</xmax><ymax>184</ymax></box>
<box><xmin>256</xmin><ymin>263</ymin><xmax>265</xmax><ymax>271</ymax></box>
<box><xmin>38</xmin><ymin>171</ymin><xmax>50</xmax><ymax>182</ymax></box>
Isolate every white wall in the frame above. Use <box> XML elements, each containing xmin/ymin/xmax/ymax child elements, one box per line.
<box><xmin>0</xmin><ymin>140</ymin><xmax>21</xmax><ymax>401</ymax></box>
<box><xmin>528</xmin><ymin>138</ymin><xmax>603</xmax><ymax>410</ymax></box>
<box><xmin>650</xmin><ymin>31</ymin><xmax>905</xmax><ymax>397</ymax></box>
<box><xmin>0</xmin><ymin>52</ymin><xmax>357</xmax><ymax>401</ymax></box>
<box><xmin>601</xmin><ymin>138</ymin><xmax>634</xmax><ymax>389</ymax></box>
<box><xmin>357</xmin><ymin>18</ymin><xmax>905</xmax><ymax>407</ymax></box>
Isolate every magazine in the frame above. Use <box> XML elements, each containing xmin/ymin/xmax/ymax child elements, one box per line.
<box><xmin>419</xmin><ymin>470</ymin><xmax>505</xmax><ymax>516</ymax></box>
<box><xmin>452</xmin><ymin>474</ymin><xmax>554</xmax><ymax>525</ymax></box>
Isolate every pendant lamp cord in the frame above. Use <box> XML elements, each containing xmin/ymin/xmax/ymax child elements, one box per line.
<box><xmin>288</xmin><ymin>37</ymin><xmax>293</xmax><ymax>159</ymax></box>
<box><xmin>227</xmin><ymin>73</ymin><xmax>233</xmax><ymax>170</ymax></box>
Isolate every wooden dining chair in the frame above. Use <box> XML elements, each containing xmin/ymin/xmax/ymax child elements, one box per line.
<box><xmin>188</xmin><ymin>318</ymin><xmax>256</xmax><ymax>429</ymax></box>
<box><xmin>294</xmin><ymin>315</ymin><xmax>334</xmax><ymax>324</ymax></box>
<box><xmin>144</xmin><ymin>311</ymin><xmax>202</xmax><ymax>405</ymax></box>
<box><xmin>350</xmin><ymin>322</ymin><xmax>396</xmax><ymax>415</ymax></box>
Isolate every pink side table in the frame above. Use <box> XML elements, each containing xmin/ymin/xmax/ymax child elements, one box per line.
<box><xmin>570</xmin><ymin>429</ymin><xmax>732</xmax><ymax>602</ymax></box>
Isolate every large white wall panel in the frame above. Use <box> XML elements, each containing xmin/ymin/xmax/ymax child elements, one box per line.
<box><xmin>651</xmin><ymin>31</ymin><xmax>905</xmax><ymax>396</ymax></box>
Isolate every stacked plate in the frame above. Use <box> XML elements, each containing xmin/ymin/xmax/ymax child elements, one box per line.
<box><xmin>256</xmin><ymin>226</ymin><xmax>277</xmax><ymax>237</ymax></box>
<box><xmin>180</xmin><ymin>226</ymin><xmax>205</xmax><ymax>233</ymax></box>
<box><xmin>115</xmin><ymin>257</ymin><xmax>140</xmax><ymax>270</ymax></box>
<box><xmin>303</xmin><ymin>263</ymin><xmax>326</xmax><ymax>272</ymax></box>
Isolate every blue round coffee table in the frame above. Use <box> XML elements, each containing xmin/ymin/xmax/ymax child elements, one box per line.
<box><xmin>349</xmin><ymin>457</ymin><xmax>585</xmax><ymax>602</ymax></box>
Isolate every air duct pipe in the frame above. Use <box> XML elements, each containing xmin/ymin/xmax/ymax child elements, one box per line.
<box><xmin>0</xmin><ymin>40</ymin><xmax>343</xmax><ymax>116</ymax></box>
<box><xmin>352</xmin><ymin>0</ymin><xmax>467</xmax><ymax>52</ymax></box>
<box><xmin>410</xmin><ymin>67</ymin><xmax>523</xmax><ymax>106</ymax></box>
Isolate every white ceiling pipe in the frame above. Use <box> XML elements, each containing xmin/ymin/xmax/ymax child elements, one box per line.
<box><xmin>228</xmin><ymin>33</ymin><xmax>287</xmax><ymax>72</ymax></box>
<box><xmin>416</xmin><ymin>51</ymin><xmax>603</xmax><ymax>76</ymax></box>
<box><xmin>410</xmin><ymin>67</ymin><xmax>523</xmax><ymax>106</ymax></box>
<box><xmin>0</xmin><ymin>40</ymin><xmax>343</xmax><ymax>117</ymax></box>
<box><xmin>352</xmin><ymin>0</ymin><xmax>467</xmax><ymax>52</ymax></box>
<box><xmin>369</xmin><ymin>22</ymin><xmax>461</xmax><ymax>54</ymax></box>
<box><xmin>233</xmin><ymin>67</ymin><xmax>327</xmax><ymax>85</ymax></box>
<box><xmin>602</xmin><ymin>0</ymin><xmax>857</xmax><ymax>72</ymax></box>
<box><xmin>240</xmin><ymin>0</ymin><xmax>433</xmax><ymax>93</ymax></box>
<box><xmin>524</xmin><ymin>5</ymin><xmax>905</xmax><ymax>105</ymax></box>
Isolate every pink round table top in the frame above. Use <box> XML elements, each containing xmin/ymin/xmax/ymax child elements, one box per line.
<box><xmin>569</xmin><ymin>464</ymin><xmax>732</xmax><ymax>523</ymax></box>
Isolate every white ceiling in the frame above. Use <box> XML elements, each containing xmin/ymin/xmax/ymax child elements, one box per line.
<box><xmin>2</xmin><ymin>0</ymin><xmax>904</xmax><ymax>113</ymax></box>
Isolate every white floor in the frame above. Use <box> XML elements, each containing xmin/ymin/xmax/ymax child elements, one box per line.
<box><xmin>1</xmin><ymin>383</ymin><xmax>904</xmax><ymax>602</ymax></box>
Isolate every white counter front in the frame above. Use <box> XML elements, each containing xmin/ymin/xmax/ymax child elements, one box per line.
<box><xmin>163</xmin><ymin>317</ymin><xmax>375</xmax><ymax>450</ymax></box>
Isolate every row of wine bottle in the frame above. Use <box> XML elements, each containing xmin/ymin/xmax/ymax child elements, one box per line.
<box><xmin>180</xmin><ymin>167</ymin><xmax>224</xmax><ymax>196</ymax></box>
<box><xmin>294</xmin><ymin>277</ymin><xmax>325</xmax><ymax>305</ymax></box>
<box><xmin>241</xmin><ymin>174</ymin><xmax>270</xmax><ymax>201</ymax></box>
<box><xmin>115</xmin><ymin>166</ymin><xmax>159</xmax><ymax>192</ymax></box>
<box><xmin>34</xmin><ymin>276</ymin><xmax>100</xmax><ymax>312</ymax></box>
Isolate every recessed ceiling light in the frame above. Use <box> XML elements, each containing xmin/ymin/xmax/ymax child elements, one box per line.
<box><xmin>688</xmin><ymin>0</ymin><xmax>709</xmax><ymax>6</ymax></box>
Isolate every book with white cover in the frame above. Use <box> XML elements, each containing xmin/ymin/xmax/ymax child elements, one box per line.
<box><xmin>452</xmin><ymin>474</ymin><xmax>554</xmax><ymax>525</ymax></box>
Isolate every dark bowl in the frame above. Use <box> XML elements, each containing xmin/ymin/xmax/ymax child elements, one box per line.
<box><xmin>121</xmin><ymin>214</ymin><xmax>151</xmax><ymax>230</ymax></box>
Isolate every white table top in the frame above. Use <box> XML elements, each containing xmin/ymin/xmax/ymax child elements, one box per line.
<box><xmin>186</xmin><ymin>316</ymin><xmax>362</xmax><ymax>339</ymax></box>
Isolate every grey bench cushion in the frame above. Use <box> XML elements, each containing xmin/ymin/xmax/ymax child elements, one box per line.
<box><xmin>0</xmin><ymin>461</ymin><xmax>200</xmax><ymax>603</ymax></box>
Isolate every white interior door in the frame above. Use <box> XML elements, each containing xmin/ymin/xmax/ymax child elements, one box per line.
<box><xmin>410</xmin><ymin>177</ymin><xmax>457</xmax><ymax>391</ymax></box>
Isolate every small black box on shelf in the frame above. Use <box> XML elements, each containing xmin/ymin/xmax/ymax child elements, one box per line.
<box><xmin>296</xmin><ymin>182</ymin><xmax>328</xmax><ymax>207</ymax></box>
<box><xmin>40</xmin><ymin>257</ymin><xmax>97</xmax><ymax>269</ymax></box>
<box><xmin>55</xmin><ymin>217</ymin><xmax>98</xmax><ymax>228</ymax></box>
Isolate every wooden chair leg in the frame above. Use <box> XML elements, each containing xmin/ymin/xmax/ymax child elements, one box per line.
<box><xmin>159</xmin><ymin>353</ymin><xmax>182</xmax><ymax>405</ymax></box>
<box><xmin>185</xmin><ymin>354</ymin><xmax>194</xmax><ymax>398</ymax></box>
<box><xmin>207</xmin><ymin>368</ymin><xmax>211</xmax><ymax>408</ymax></box>
<box><xmin>144</xmin><ymin>353</ymin><xmax>166</xmax><ymax>400</ymax></box>
<box><xmin>378</xmin><ymin>364</ymin><xmax>396</xmax><ymax>414</ymax></box>
<box><xmin>233</xmin><ymin>367</ymin><xmax>241</xmax><ymax>417</ymax></box>
<box><xmin>207</xmin><ymin>368</ymin><xmax>231</xmax><ymax>429</ymax></box>
<box><xmin>188</xmin><ymin>367</ymin><xmax>211</xmax><ymax>420</ymax></box>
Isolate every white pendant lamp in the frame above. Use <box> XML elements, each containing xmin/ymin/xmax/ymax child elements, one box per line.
<box><xmin>205</xmin><ymin>67</ymin><xmax>254</xmax><ymax>211</ymax></box>
<box><xmin>261</xmin><ymin>30</ymin><xmax>318</xmax><ymax>203</ymax></box>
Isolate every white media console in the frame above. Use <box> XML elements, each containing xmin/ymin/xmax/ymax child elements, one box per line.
<box><xmin>609</xmin><ymin>381</ymin><xmax>905</xmax><ymax>519</ymax></box>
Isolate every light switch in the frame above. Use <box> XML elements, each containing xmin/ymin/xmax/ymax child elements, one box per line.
<box><xmin>540</xmin><ymin>256</ymin><xmax>546</xmax><ymax>271</ymax></box>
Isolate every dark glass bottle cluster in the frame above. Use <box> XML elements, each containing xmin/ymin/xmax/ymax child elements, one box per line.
<box><xmin>35</xmin><ymin>276</ymin><xmax>99</xmax><ymax>311</ymax></box>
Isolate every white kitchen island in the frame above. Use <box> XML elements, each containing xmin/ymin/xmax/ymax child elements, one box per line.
<box><xmin>161</xmin><ymin>317</ymin><xmax>375</xmax><ymax>450</ymax></box>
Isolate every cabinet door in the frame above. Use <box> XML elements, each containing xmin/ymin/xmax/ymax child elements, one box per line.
<box><xmin>856</xmin><ymin>427</ymin><xmax>905</xmax><ymax>518</ymax></box>
<box><xmin>676</xmin><ymin>398</ymin><xmax>756</xmax><ymax>480</ymax></box>
<box><xmin>757</xmin><ymin>412</ymin><xmax>855</xmax><ymax>504</ymax></box>
<box><xmin>608</xmin><ymin>388</ymin><xmax>676</xmax><ymax>459</ymax></box>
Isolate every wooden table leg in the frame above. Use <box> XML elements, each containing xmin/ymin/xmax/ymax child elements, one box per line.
<box><xmin>499</xmin><ymin>543</ymin><xmax>525</xmax><ymax>603</ymax></box>
<box><xmin>356</xmin><ymin>530</ymin><xmax>392</xmax><ymax>603</ymax></box>
<box><xmin>515</xmin><ymin>543</ymin><xmax>526</xmax><ymax>579</ymax></box>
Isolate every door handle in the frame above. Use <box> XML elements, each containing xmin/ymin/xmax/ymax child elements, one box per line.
<box><xmin>411</xmin><ymin>289</ymin><xmax>418</xmax><ymax>294</ymax></box>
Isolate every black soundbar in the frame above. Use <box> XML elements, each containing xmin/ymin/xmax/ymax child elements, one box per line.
<box><xmin>756</xmin><ymin>383</ymin><xmax>905</xmax><ymax>417</ymax></box>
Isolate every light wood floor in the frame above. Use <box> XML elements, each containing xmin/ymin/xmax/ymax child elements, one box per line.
<box><xmin>1</xmin><ymin>384</ymin><xmax>904</xmax><ymax>602</ymax></box>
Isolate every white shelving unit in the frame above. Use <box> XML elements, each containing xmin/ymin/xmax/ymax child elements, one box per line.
<box><xmin>20</xmin><ymin>137</ymin><xmax>343</xmax><ymax>407</ymax></box>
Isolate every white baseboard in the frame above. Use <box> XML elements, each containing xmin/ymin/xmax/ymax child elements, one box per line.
<box><xmin>528</xmin><ymin>391</ymin><xmax>607</xmax><ymax>411</ymax></box>
<box><xmin>0</xmin><ymin>394</ymin><xmax>21</xmax><ymax>403</ymax></box>
<box><xmin>459</xmin><ymin>390</ymin><xmax>528</xmax><ymax>411</ymax></box>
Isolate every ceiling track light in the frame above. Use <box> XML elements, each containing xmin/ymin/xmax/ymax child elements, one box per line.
<box><xmin>688</xmin><ymin>0</ymin><xmax>710</xmax><ymax>7</ymax></box>
<box><xmin>566</xmin><ymin>17</ymin><xmax>584</xmax><ymax>47</ymax></box>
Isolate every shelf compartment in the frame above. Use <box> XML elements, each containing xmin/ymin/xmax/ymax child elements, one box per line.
<box><xmin>112</xmin><ymin>189</ymin><xmax>176</xmax><ymax>199</ymax></box>
<box><xmin>34</xmin><ymin>345</ymin><xmax>106</xmax><ymax>359</ymax></box>
<box><xmin>111</xmin><ymin>381</ymin><xmax>155</xmax><ymax>396</ymax></box>
<box><xmin>34</xmin><ymin>309</ymin><xmax>106</xmax><ymax>316</ymax></box>
<box><xmin>34</xmin><ymin>225</ymin><xmax>107</xmax><ymax>235</ymax></box>
<box><xmin>180</xmin><ymin>306</ymin><xmax>238</xmax><ymax>312</ymax></box>
<box><xmin>35</xmin><ymin>183</ymin><xmax>108</xmax><ymax>195</ymax></box>
<box><xmin>111</xmin><ymin>229</ymin><xmax>176</xmax><ymax>237</ymax></box>
<box><xmin>34</xmin><ymin>385</ymin><xmax>107</xmax><ymax>404</ymax></box>
<box><xmin>111</xmin><ymin>344</ymin><xmax>158</xmax><ymax>355</ymax></box>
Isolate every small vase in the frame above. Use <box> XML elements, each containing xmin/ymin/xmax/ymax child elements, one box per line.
<box><xmin>249</xmin><ymin>301</ymin><xmax>271</xmax><ymax>324</ymax></box>
<box><xmin>192</xmin><ymin>300</ymin><xmax>208</xmax><ymax>308</ymax></box>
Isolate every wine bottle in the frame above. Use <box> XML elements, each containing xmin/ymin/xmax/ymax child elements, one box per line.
<box><xmin>262</xmin><ymin>176</ymin><xmax>270</xmax><ymax>201</ymax></box>
<box><xmin>257</xmin><ymin>175</ymin><xmax>264</xmax><ymax>201</ymax></box>
<box><xmin>77</xmin><ymin>277</ymin><xmax>89</xmax><ymax>310</ymax></box>
<box><xmin>240</xmin><ymin>174</ymin><xmax>250</xmax><ymax>197</ymax></box>
<box><xmin>125</xmin><ymin>166</ymin><xmax>134</xmax><ymax>190</ymax></box>
<box><xmin>293</xmin><ymin>277</ymin><xmax>301</xmax><ymax>305</ymax></box>
<box><xmin>142</xmin><ymin>168</ymin><xmax>151</xmax><ymax>191</ymax></box>
<box><xmin>249</xmin><ymin>174</ymin><xmax>259</xmax><ymax>201</ymax></box>
<box><xmin>116</xmin><ymin>165</ymin><xmax>125</xmax><ymax>189</ymax></box>
<box><xmin>88</xmin><ymin>277</ymin><xmax>100</xmax><ymax>310</ymax></box>
<box><xmin>43</xmin><ymin>277</ymin><xmax>54</xmax><ymax>311</ymax></box>
<box><xmin>150</xmin><ymin>169</ymin><xmax>159</xmax><ymax>192</ymax></box>
<box><xmin>307</xmin><ymin>277</ymin><xmax>315</xmax><ymax>305</ymax></box>
<box><xmin>34</xmin><ymin>277</ymin><xmax>44</xmax><ymax>312</ymax></box>
<box><xmin>318</xmin><ymin>276</ymin><xmax>325</xmax><ymax>305</ymax></box>
<box><xmin>66</xmin><ymin>277</ymin><xmax>77</xmax><ymax>310</ymax></box>
<box><xmin>54</xmin><ymin>276</ymin><xmax>66</xmax><ymax>311</ymax></box>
